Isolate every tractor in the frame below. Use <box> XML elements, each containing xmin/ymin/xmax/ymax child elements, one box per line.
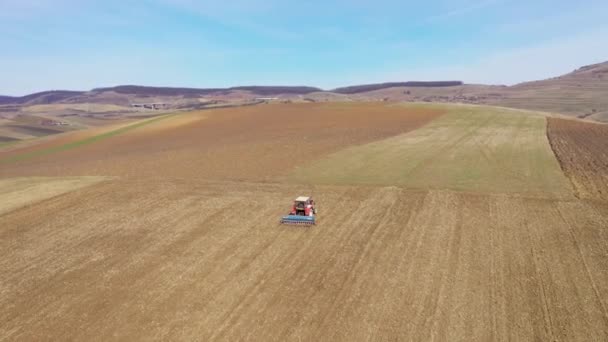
<box><xmin>281</xmin><ymin>196</ymin><xmax>316</xmax><ymax>225</ymax></box>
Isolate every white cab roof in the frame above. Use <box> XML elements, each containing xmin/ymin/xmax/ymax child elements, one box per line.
<box><xmin>295</xmin><ymin>196</ymin><xmax>310</xmax><ymax>202</ymax></box>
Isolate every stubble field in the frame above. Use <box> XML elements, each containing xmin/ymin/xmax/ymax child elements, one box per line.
<box><xmin>289</xmin><ymin>107</ymin><xmax>572</xmax><ymax>197</ymax></box>
<box><xmin>1</xmin><ymin>103</ymin><xmax>607</xmax><ymax>341</ymax></box>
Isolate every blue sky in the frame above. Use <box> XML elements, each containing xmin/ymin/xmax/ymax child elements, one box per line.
<box><xmin>1</xmin><ymin>0</ymin><xmax>607</xmax><ymax>95</ymax></box>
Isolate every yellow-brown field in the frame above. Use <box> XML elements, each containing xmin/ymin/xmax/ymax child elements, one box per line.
<box><xmin>1</xmin><ymin>103</ymin><xmax>607</xmax><ymax>341</ymax></box>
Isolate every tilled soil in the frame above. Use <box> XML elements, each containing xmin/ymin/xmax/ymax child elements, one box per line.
<box><xmin>2</xmin><ymin>105</ymin><xmax>608</xmax><ymax>341</ymax></box>
<box><xmin>547</xmin><ymin>118</ymin><xmax>608</xmax><ymax>201</ymax></box>
<box><xmin>0</xmin><ymin>103</ymin><xmax>443</xmax><ymax>181</ymax></box>
<box><xmin>0</xmin><ymin>176</ymin><xmax>106</xmax><ymax>215</ymax></box>
<box><xmin>1</xmin><ymin>180</ymin><xmax>607</xmax><ymax>341</ymax></box>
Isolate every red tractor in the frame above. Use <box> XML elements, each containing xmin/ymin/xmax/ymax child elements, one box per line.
<box><xmin>281</xmin><ymin>196</ymin><xmax>316</xmax><ymax>225</ymax></box>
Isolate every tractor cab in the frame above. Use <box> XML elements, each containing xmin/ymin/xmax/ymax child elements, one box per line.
<box><xmin>293</xmin><ymin>196</ymin><xmax>314</xmax><ymax>216</ymax></box>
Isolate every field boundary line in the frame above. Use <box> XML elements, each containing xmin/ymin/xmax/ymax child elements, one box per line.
<box><xmin>545</xmin><ymin>118</ymin><xmax>580</xmax><ymax>199</ymax></box>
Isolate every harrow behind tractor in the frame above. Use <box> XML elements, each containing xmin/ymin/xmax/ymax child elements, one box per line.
<box><xmin>281</xmin><ymin>196</ymin><xmax>316</xmax><ymax>226</ymax></box>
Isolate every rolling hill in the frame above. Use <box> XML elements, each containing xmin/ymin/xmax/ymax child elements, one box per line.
<box><xmin>1</xmin><ymin>61</ymin><xmax>607</xmax><ymax>122</ymax></box>
<box><xmin>345</xmin><ymin>61</ymin><xmax>608</xmax><ymax>121</ymax></box>
<box><xmin>492</xmin><ymin>61</ymin><xmax>608</xmax><ymax>120</ymax></box>
<box><xmin>0</xmin><ymin>85</ymin><xmax>324</xmax><ymax>106</ymax></box>
<box><xmin>332</xmin><ymin>81</ymin><xmax>464</xmax><ymax>94</ymax></box>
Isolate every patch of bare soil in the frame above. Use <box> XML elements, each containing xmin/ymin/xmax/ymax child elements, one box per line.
<box><xmin>547</xmin><ymin>118</ymin><xmax>608</xmax><ymax>201</ymax></box>
<box><xmin>1</xmin><ymin>180</ymin><xmax>607</xmax><ymax>341</ymax></box>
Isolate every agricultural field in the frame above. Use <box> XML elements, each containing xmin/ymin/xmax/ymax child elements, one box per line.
<box><xmin>0</xmin><ymin>114</ymin><xmax>74</xmax><ymax>142</ymax></box>
<box><xmin>0</xmin><ymin>103</ymin><xmax>171</xmax><ymax>146</ymax></box>
<box><xmin>1</xmin><ymin>103</ymin><xmax>608</xmax><ymax>341</ymax></box>
<box><xmin>547</xmin><ymin>118</ymin><xmax>608</xmax><ymax>201</ymax></box>
<box><xmin>289</xmin><ymin>106</ymin><xmax>572</xmax><ymax>198</ymax></box>
<box><xmin>0</xmin><ymin>176</ymin><xmax>107</xmax><ymax>215</ymax></box>
<box><xmin>0</xmin><ymin>103</ymin><xmax>442</xmax><ymax>180</ymax></box>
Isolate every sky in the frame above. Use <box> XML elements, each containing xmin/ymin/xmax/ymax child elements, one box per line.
<box><xmin>1</xmin><ymin>0</ymin><xmax>607</xmax><ymax>95</ymax></box>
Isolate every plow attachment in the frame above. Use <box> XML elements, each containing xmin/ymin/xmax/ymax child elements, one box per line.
<box><xmin>281</xmin><ymin>215</ymin><xmax>315</xmax><ymax>226</ymax></box>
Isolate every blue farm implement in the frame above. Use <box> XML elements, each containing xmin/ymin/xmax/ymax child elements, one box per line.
<box><xmin>281</xmin><ymin>215</ymin><xmax>316</xmax><ymax>225</ymax></box>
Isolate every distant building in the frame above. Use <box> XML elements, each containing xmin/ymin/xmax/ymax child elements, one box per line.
<box><xmin>254</xmin><ymin>97</ymin><xmax>279</xmax><ymax>101</ymax></box>
<box><xmin>40</xmin><ymin>119</ymin><xmax>70</xmax><ymax>126</ymax></box>
<box><xmin>131</xmin><ymin>103</ymin><xmax>170</xmax><ymax>110</ymax></box>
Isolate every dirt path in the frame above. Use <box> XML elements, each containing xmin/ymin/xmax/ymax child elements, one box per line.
<box><xmin>1</xmin><ymin>179</ymin><xmax>607</xmax><ymax>341</ymax></box>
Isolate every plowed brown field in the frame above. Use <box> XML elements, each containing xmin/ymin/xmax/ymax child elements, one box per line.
<box><xmin>1</xmin><ymin>104</ymin><xmax>608</xmax><ymax>341</ymax></box>
<box><xmin>547</xmin><ymin>118</ymin><xmax>608</xmax><ymax>201</ymax></box>
<box><xmin>1</xmin><ymin>180</ymin><xmax>608</xmax><ymax>341</ymax></box>
<box><xmin>0</xmin><ymin>103</ymin><xmax>442</xmax><ymax>180</ymax></box>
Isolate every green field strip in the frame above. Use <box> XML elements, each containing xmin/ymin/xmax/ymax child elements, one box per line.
<box><xmin>288</xmin><ymin>106</ymin><xmax>573</xmax><ymax>197</ymax></box>
<box><xmin>0</xmin><ymin>140</ymin><xmax>19</xmax><ymax>148</ymax></box>
<box><xmin>0</xmin><ymin>114</ymin><xmax>172</xmax><ymax>164</ymax></box>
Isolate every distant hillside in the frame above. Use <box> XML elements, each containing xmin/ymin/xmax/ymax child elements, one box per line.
<box><xmin>1</xmin><ymin>61</ymin><xmax>607</xmax><ymax>121</ymax></box>
<box><xmin>92</xmin><ymin>85</ymin><xmax>223</xmax><ymax>97</ymax></box>
<box><xmin>0</xmin><ymin>96</ymin><xmax>14</xmax><ymax>105</ymax></box>
<box><xmin>0</xmin><ymin>91</ymin><xmax>85</xmax><ymax>105</ymax></box>
<box><xmin>92</xmin><ymin>85</ymin><xmax>322</xmax><ymax>97</ymax></box>
<box><xmin>488</xmin><ymin>61</ymin><xmax>608</xmax><ymax>120</ymax></box>
<box><xmin>342</xmin><ymin>62</ymin><xmax>608</xmax><ymax>121</ymax></box>
<box><xmin>332</xmin><ymin>81</ymin><xmax>463</xmax><ymax>94</ymax></box>
<box><xmin>0</xmin><ymin>85</ymin><xmax>323</xmax><ymax>105</ymax></box>
<box><xmin>230</xmin><ymin>86</ymin><xmax>321</xmax><ymax>95</ymax></box>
